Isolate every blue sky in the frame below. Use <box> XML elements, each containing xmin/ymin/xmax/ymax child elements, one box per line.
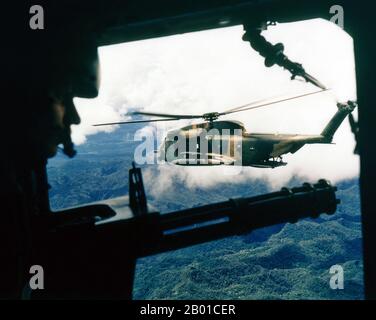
<box><xmin>71</xmin><ymin>18</ymin><xmax>358</xmax><ymax>189</ymax></box>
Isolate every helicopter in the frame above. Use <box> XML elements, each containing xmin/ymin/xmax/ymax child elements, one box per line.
<box><xmin>94</xmin><ymin>89</ymin><xmax>357</xmax><ymax>168</ymax></box>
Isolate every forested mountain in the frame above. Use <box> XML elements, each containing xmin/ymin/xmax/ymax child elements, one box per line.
<box><xmin>47</xmin><ymin>126</ymin><xmax>363</xmax><ymax>300</ymax></box>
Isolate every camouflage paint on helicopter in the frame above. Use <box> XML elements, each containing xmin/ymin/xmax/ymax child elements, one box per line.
<box><xmin>157</xmin><ymin>101</ymin><xmax>355</xmax><ymax>168</ymax></box>
<box><xmin>95</xmin><ymin>91</ymin><xmax>356</xmax><ymax>168</ymax></box>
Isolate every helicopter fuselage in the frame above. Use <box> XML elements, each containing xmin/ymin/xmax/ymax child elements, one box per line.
<box><xmin>158</xmin><ymin>120</ymin><xmax>327</xmax><ymax>168</ymax></box>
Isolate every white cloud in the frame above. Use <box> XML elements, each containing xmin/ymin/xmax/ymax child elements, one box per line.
<box><xmin>73</xmin><ymin>18</ymin><xmax>359</xmax><ymax>191</ymax></box>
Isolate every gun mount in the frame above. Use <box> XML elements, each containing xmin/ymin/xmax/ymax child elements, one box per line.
<box><xmin>38</xmin><ymin>165</ymin><xmax>339</xmax><ymax>299</ymax></box>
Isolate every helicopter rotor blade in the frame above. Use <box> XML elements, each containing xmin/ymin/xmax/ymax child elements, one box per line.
<box><xmin>132</xmin><ymin>111</ymin><xmax>203</xmax><ymax>119</ymax></box>
<box><xmin>219</xmin><ymin>88</ymin><xmax>329</xmax><ymax>116</ymax></box>
<box><xmin>220</xmin><ymin>96</ymin><xmax>279</xmax><ymax>114</ymax></box>
<box><xmin>93</xmin><ymin>118</ymin><xmax>181</xmax><ymax>126</ymax></box>
<box><xmin>94</xmin><ymin>88</ymin><xmax>330</xmax><ymax>127</ymax></box>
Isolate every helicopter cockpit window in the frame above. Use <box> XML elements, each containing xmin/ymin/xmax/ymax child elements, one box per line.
<box><xmin>47</xmin><ymin>18</ymin><xmax>362</xmax><ymax>299</ymax></box>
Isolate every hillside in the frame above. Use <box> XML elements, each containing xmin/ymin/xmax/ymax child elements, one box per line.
<box><xmin>47</xmin><ymin>126</ymin><xmax>364</xmax><ymax>299</ymax></box>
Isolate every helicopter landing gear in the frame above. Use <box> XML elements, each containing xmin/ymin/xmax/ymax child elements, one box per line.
<box><xmin>253</xmin><ymin>157</ymin><xmax>287</xmax><ymax>168</ymax></box>
<box><xmin>269</xmin><ymin>156</ymin><xmax>286</xmax><ymax>168</ymax></box>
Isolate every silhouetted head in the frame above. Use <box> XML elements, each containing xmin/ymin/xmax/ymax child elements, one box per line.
<box><xmin>36</xmin><ymin>33</ymin><xmax>100</xmax><ymax>159</ymax></box>
<box><xmin>7</xmin><ymin>27</ymin><xmax>100</xmax><ymax>164</ymax></box>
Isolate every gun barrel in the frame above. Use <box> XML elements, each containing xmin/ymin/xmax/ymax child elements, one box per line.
<box><xmin>138</xmin><ymin>179</ymin><xmax>338</xmax><ymax>256</ymax></box>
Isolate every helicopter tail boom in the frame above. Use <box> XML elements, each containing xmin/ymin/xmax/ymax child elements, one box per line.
<box><xmin>320</xmin><ymin>101</ymin><xmax>357</xmax><ymax>141</ymax></box>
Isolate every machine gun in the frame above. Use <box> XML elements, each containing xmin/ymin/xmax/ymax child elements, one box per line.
<box><xmin>36</xmin><ymin>164</ymin><xmax>339</xmax><ymax>299</ymax></box>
